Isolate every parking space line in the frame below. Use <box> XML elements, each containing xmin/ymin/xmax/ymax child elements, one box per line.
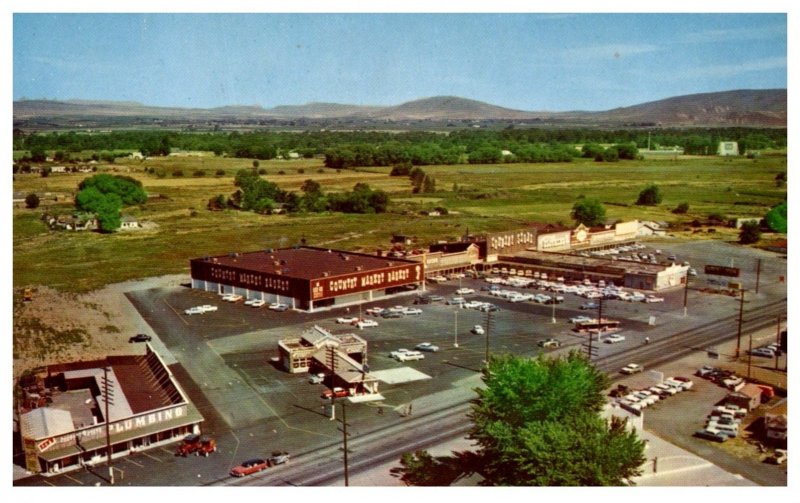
<box><xmin>124</xmin><ymin>457</ymin><xmax>145</xmax><ymax>468</ymax></box>
<box><xmin>43</xmin><ymin>479</ymin><xmax>57</xmax><ymax>486</ymax></box>
<box><xmin>139</xmin><ymin>449</ymin><xmax>165</xmax><ymax>462</ymax></box>
<box><xmin>64</xmin><ymin>473</ymin><xmax>84</xmax><ymax>485</ymax></box>
<box><xmin>162</xmin><ymin>299</ymin><xmax>189</xmax><ymax>326</ymax></box>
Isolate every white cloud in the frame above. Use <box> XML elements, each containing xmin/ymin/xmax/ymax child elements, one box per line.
<box><xmin>679</xmin><ymin>23</ymin><xmax>786</xmax><ymax>44</ymax></box>
<box><xmin>560</xmin><ymin>43</ymin><xmax>660</xmax><ymax>59</ymax></box>
<box><xmin>678</xmin><ymin>56</ymin><xmax>786</xmax><ymax>79</ymax></box>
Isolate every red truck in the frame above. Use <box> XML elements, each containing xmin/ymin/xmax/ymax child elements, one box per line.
<box><xmin>176</xmin><ymin>435</ymin><xmax>217</xmax><ymax>457</ymax></box>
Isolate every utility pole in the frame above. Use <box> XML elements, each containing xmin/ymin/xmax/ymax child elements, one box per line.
<box><xmin>484</xmin><ymin>310</ymin><xmax>493</xmax><ymax>365</ymax></box>
<box><xmin>735</xmin><ymin>289</ymin><xmax>745</xmax><ymax>359</ymax></box>
<box><xmin>755</xmin><ymin>258</ymin><xmax>762</xmax><ymax>294</ymax></box>
<box><xmin>341</xmin><ymin>401</ymin><xmax>349</xmax><ymax>487</ymax></box>
<box><xmin>747</xmin><ymin>333</ymin><xmax>753</xmax><ymax>380</ymax></box>
<box><xmin>327</xmin><ymin>343</ymin><xmax>338</xmax><ymax>421</ymax></box>
<box><xmin>102</xmin><ymin>367</ymin><xmax>115</xmax><ymax>485</ymax></box>
<box><xmin>683</xmin><ymin>272</ymin><xmax>690</xmax><ymax>317</ymax></box>
<box><xmin>775</xmin><ymin>315</ymin><xmax>782</xmax><ymax>371</ymax></box>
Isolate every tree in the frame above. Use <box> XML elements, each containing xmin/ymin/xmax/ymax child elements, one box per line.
<box><xmin>764</xmin><ymin>202</ymin><xmax>787</xmax><ymax>233</ymax></box>
<box><xmin>421</xmin><ymin>175</ymin><xmax>436</xmax><ymax>193</ymax></box>
<box><xmin>672</xmin><ymin>202</ymin><xmax>690</xmax><ymax>214</ymax></box>
<box><xmin>469</xmin><ymin>353</ymin><xmax>644</xmax><ymax>486</ymax></box>
<box><xmin>75</xmin><ymin>187</ymin><xmax>122</xmax><ymax>232</ymax></box>
<box><xmin>398</xmin><ymin>353</ymin><xmax>645</xmax><ymax>486</ymax></box>
<box><xmin>571</xmin><ymin>198</ymin><xmax>606</xmax><ymax>226</ymax></box>
<box><xmin>774</xmin><ymin>172</ymin><xmax>786</xmax><ymax>187</ymax></box>
<box><xmin>581</xmin><ymin>143</ymin><xmax>605</xmax><ymax>159</ymax></box>
<box><xmin>636</xmin><ymin>184</ymin><xmax>663</xmax><ymax>206</ymax></box>
<box><xmin>739</xmin><ymin>221</ymin><xmax>762</xmax><ymax>244</ymax></box>
<box><xmin>25</xmin><ymin>193</ymin><xmax>40</xmax><ymax>209</ymax></box>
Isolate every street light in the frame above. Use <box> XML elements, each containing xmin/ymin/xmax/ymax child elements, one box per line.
<box><xmin>453</xmin><ymin>310</ymin><xmax>459</xmax><ymax>348</ymax></box>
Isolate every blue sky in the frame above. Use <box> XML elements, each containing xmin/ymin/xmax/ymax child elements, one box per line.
<box><xmin>12</xmin><ymin>13</ymin><xmax>787</xmax><ymax>111</ymax></box>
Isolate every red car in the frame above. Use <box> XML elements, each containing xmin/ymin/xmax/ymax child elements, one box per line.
<box><xmin>321</xmin><ymin>387</ymin><xmax>350</xmax><ymax>399</ymax></box>
<box><xmin>230</xmin><ymin>458</ymin><xmax>269</xmax><ymax>477</ymax></box>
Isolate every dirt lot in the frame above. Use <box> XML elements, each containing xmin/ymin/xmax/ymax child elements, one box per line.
<box><xmin>12</xmin><ymin>274</ymin><xmax>185</xmax><ymax>379</ymax></box>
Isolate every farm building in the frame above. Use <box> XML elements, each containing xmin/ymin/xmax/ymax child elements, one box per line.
<box><xmin>717</xmin><ymin>141</ymin><xmax>740</xmax><ymax>156</ymax></box>
<box><xmin>17</xmin><ymin>345</ymin><xmax>204</xmax><ymax>476</ymax></box>
<box><xmin>190</xmin><ymin>246</ymin><xmax>425</xmax><ymax>312</ymax></box>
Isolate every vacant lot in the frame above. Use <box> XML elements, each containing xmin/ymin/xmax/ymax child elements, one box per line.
<box><xmin>13</xmin><ymin>153</ymin><xmax>786</xmax><ymax>294</ymax></box>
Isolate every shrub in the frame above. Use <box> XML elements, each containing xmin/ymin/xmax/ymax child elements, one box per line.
<box><xmin>172</xmin><ymin>170</ymin><xmax>184</xmax><ymax>177</ymax></box>
<box><xmin>258</xmin><ymin>168</ymin><xmax>267</xmax><ymax>175</ymax></box>
<box><xmin>672</xmin><ymin>202</ymin><xmax>689</xmax><ymax>214</ymax></box>
<box><xmin>215</xmin><ymin>169</ymin><xmax>225</xmax><ymax>177</ymax></box>
<box><xmin>739</xmin><ymin>221</ymin><xmax>761</xmax><ymax>244</ymax></box>
<box><xmin>636</xmin><ymin>184</ymin><xmax>663</xmax><ymax>206</ymax></box>
<box><xmin>25</xmin><ymin>193</ymin><xmax>40</xmax><ymax>209</ymax></box>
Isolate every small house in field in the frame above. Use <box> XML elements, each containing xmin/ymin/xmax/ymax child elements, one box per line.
<box><xmin>717</xmin><ymin>141</ymin><xmax>739</xmax><ymax>156</ymax></box>
<box><xmin>764</xmin><ymin>413</ymin><xmax>787</xmax><ymax>448</ymax></box>
<box><xmin>120</xmin><ymin>215</ymin><xmax>141</xmax><ymax>230</ymax></box>
<box><xmin>726</xmin><ymin>383</ymin><xmax>763</xmax><ymax>411</ymax></box>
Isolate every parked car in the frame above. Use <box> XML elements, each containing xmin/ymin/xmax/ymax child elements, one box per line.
<box><xmin>415</xmin><ymin>342</ymin><xmax>439</xmax><ymax>352</ymax></box>
<box><xmin>129</xmin><ymin>333</ymin><xmax>152</xmax><ymax>343</ymax></box>
<box><xmin>175</xmin><ymin>435</ymin><xmax>203</xmax><ymax>456</ymax></box>
<box><xmin>580</xmin><ymin>302</ymin><xmax>599</xmax><ymax>310</ymax></box>
<box><xmin>322</xmin><ymin>387</ymin><xmax>350</xmax><ymax>399</ymax></box>
<box><xmin>569</xmin><ymin>315</ymin><xmax>593</xmax><ymax>324</ymax></box>
<box><xmin>230</xmin><ymin>458</ymin><xmax>270</xmax><ymax>477</ymax></box>
<box><xmin>749</xmin><ymin>348</ymin><xmax>775</xmax><ymax>358</ymax></box>
<box><xmin>308</xmin><ymin>373</ymin><xmax>325</xmax><ymax>384</ymax></box>
<box><xmin>620</xmin><ymin>363</ymin><xmax>644</xmax><ymax>375</ymax></box>
<box><xmin>472</xmin><ymin>325</ymin><xmax>485</xmax><ymax>335</ymax></box>
<box><xmin>199</xmin><ymin>305</ymin><xmax>218</xmax><ymax>312</ymax></box>
<box><xmin>670</xmin><ymin>376</ymin><xmax>694</xmax><ymax>390</ymax></box>
<box><xmin>223</xmin><ymin>294</ymin><xmax>243</xmax><ymax>302</ymax></box>
<box><xmin>428</xmin><ymin>295</ymin><xmax>444</xmax><ymax>302</ymax></box>
<box><xmin>456</xmin><ymin>288</ymin><xmax>475</xmax><ymax>295</ymax></box>
<box><xmin>644</xmin><ymin>295</ymin><xmax>665</xmax><ymax>303</ymax></box>
<box><xmin>336</xmin><ymin>316</ymin><xmax>359</xmax><ymax>324</ymax></box>
<box><xmin>268</xmin><ymin>303</ymin><xmax>289</xmax><ymax>311</ymax></box>
<box><xmin>382</xmin><ymin>311</ymin><xmax>403</xmax><ymax>319</ymax></box>
<box><xmin>365</xmin><ymin>307</ymin><xmax>385</xmax><ymax>316</ymax></box>
<box><xmin>249</xmin><ymin>299</ymin><xmax>266</xmax><ymax>308</ymax></box>
<box><xmin>403</xmin><ymin>307</ymin><xmax>423</xmax><ymax>315</ymax></box>
<box><xmin>603</xmin><ymin>333</ymin><xmax>626</xmax><ymax>344</ymax></box>
<box><xmin>694</xmin><ymin>429</ymin><xmax>729</xmax><ymax>443</ymax></box>
<box><xmin>537</xmin><ymin>338</ymin><xmax>560</xmax><ymax>349</ymax></box>
<box><xmin>390</xmin><ymin>348</ymin><xmax>411</xmax><ymax>359</ymax></box>
<box><xmin>394</xmin><ymin>350</ymin><xmax>425</xmax><ymax>362</ymax></box>
<box><xmin>184</xmin><ymin>307</ymin><xmax>204</xmax><ymax>315</ymax></box>
<box><xmin>696</xmin><ymin>365</ymin><xmax>717</xmax><ymax>377</ymax></box>
<box><xmin>447</xmin><ymin>297</ymin><xmax>465</xmax><ymax>305</ymax></box>
<box><xmin>766</xmin><ymin>449</ymin><xmax>787</xmax><ymax>465</ymax></box>
<box><xmin>356</xmin><ymin>319</ymin><xmax>379</xmax><ymax>329</ymax></box>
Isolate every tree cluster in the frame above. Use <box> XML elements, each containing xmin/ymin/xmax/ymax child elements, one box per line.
<box><xmin>571</xmin><ymin>198</ymin><xmax>606</xmax><ymax>226</ymax></box>
<box><xmin>74</xmin><ymin>174</ymin><xmax>147</xmax><ymax>232</ymax></box>
<box><xmin>764</xmin><ymin>201</ymin><xmax>787</xmax><ymax>233</ymax></box>
<box><xmin>397</xmin><ymin>353</ymin><xmax>646</xmax><ymax>486</ymax></box>
<box><xmin>636</xmin><ymin>184</ymin><xmax>663</xmax><ymax>206</ymax></box>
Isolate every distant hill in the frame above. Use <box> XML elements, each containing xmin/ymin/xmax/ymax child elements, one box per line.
<box><xmin>13</xmin><ymin>89</ymin><xmax>786</xmax><ymax>129</ymax></box>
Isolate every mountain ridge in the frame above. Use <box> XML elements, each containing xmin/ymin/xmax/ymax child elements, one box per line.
<box><xmin>13</xmin><ymin>89</ymin><xmax>786</xmax><ymax>128</ymax></box>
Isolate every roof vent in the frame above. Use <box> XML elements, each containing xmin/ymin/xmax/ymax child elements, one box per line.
<box><xmin>355</xmin><ymin>266</ymin><xmax>363</xmax><ymax>271</ymax></box>
<box><xmin>322</xmin><ymin>271</ymin><xmax>330</xmax><ymax>277</ymax></box>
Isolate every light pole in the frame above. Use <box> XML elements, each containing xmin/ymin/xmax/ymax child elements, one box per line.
<box><xmin>102</xmin><ymin>367</ymin><xmax>115</xmax><ymax>485</ymax></box>
<box><xmin>683</xmin><ymin>272</ymin><xmax>690</xmax><ymax>317</ymax></box>
<box><xmin>735</xmin><ymin>289</ymin><xmax>745</xmax><ymax>359</ymax></box>
<box><xmin>453</xmin><ymin>310</ymin><xmax>459</xmax><ymax>348</ymax></box>
<box><xmin>551</xmin><ymin>296</ymin><xmax>556</xmax><ymax>323</ymax></box>
<box><xmin>325</xmin><ymin>341</ymin><xmax>339</xmax><ymax>421</ymax></box>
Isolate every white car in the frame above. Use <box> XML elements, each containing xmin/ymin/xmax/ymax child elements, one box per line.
<box><xmin>249</xmin><ymin>299</ymin><xmax>266</xmax><ymax>308</ymax></box>
<box><xmin>456</xmin><ymin>288</ymin><xmax>475</xmax><ymax>295</ymax></box>
<box><xmin>184</xmin><ymin>307</ymin><xmax>204</xmax><ymax>315</ymax></box>
<box><xmin>415</xmin><ymin>342</ymin><xmax>439</xmax><ymax>352</ymax></box>
<box><xmin>570</xmin><ymin>315</ymin><xmax>592</xmax><ymax>324</ymax></box>
<box><xmin>390</xmin><ymin>348</ymin><xmax>411</xmax><ymax>359</ymax></box>
<box><xmin>244</xmin><ymin>298</ymin><xmax>257</xmax><ymax>306</ymax></box>
<box><xmin>472</xmin><ymin>325</ymin><xmax>485</xmax><ymax>335</ymax></box>
<box><xmin>628</xmin><ymin>293</ymin><xmax>646</xmax><ymax>302</ymax></box>
<box><xmin>365</xmin><ymin>307</ymin><xmax>385</xmax><ymax>316</ymax></box>
<box><xmin>620</xmin><ymin>363</ymin><xmax>644</xmax><ymax>375</ymax></box>
<box><xmin>388</xmin><ymin>305</ymin><xmax>407</xmax><ymax>313</ymax></box>
<box><xmin>644</xmin><ymin>295</ymin><xmax>665</xmax><ymax>303</ymax></box>
<box><xmin>356</xmin><ymin>319</ymin><xmax>379</xmax><ymax>329</ymax></box>
<box><xmin>268</xmin><ymin>303</ymin><xmax>289</xmax><ymax>311</ymax></box>
<box><xmin>336</xmin><ymin>316</ymin><xmax>360</xmax><ymax>324</ymax></box>
<box><xmin>403</xmin><ymin>308</ymin><xmax>423</xmax><ymax>315</ymax></box>
<box><xmin>395</xmin><ymin>350</ymin><xmax>425</xmax><ymax>362</ymax></box>
<box><xmin>199</xmin><ymin>305</ymin><xmax>218</xmax><ymax>312</ymax></box>
<box><xmin>603</xmin><ymin>334</ymin><xmax>626</xmax><ymax>344</ymax></box>
<box><xmin>463</xmin><ymin>301</ymin><xmax>483</xmax><ymax>309</ymax></box>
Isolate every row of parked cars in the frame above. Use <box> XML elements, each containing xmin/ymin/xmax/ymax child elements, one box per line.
<box><xmin>696</xmin><ymin>365</ymin><xmax>748</xmax><ymax>391</ymax></box>
<box><xmin>695</xmin><ymin>404</ymin><xmax>748</xmax><ymax>443</ymax></box>
<box><xmin>612</xmin><ymin>376</ymin><xmax>693</xmax><ymax>412</ymax></box>
<box><xmin>748</xmin><ymin>341</ymin><xmax>783</xmax><ymax>358</ymax></box>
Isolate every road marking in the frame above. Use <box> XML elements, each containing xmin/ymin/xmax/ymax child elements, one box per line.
<box><xmin>43</xmin><ymin>479</ymin><xmax>56</xmax><ymax>486</ymax></box>
<box><xmin>64</xmin><ymin>474</ymin><xmax>84</xmax><ymax>485</ymax></box>
<box><xmin>139</xmin><ymin>450</ymin><xmax>164</xmax><ymax>462</ymax></box>
<box><xmin>163</xmin><ymin>299</ymin><xmax>189</xmax><ymax>326</ymax></box>
<box><xmin>124</xmin><ymin>457</ymin><xmax>144</xmax><ymax>467</ymax></box>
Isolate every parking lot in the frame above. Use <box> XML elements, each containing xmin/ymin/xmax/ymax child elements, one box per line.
<box><xmin>23</xmin><ymin>238</ymin><xmax>783</xmax><ymax>486</ymax></box>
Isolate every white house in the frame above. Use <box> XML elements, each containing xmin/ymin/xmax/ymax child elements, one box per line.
<box><xmin>717</xmin><ymin>141</ymin><xmax>739</xmax><ymax>156</ymax></box>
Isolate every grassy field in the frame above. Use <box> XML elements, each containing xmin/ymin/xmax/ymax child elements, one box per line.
<box><xmin>13</xmin><ymin>153</ymin><xmax>787</xmax><ymax>292</ymax></box>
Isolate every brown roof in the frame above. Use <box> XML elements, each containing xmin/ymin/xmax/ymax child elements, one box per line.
<box><xmin>737</xmin><ymin>383</ymin><xmax>764</xmax><ymax>400</ymax></box>
<box><xmin>195</xmin><ymin>246</ymin><xmax>417</xmax><ymax>280</ymax></box>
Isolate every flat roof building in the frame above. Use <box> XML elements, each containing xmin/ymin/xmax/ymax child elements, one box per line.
<box><xmin>18</xmin><ymin>345</ymin><xmax>203</xmax><ymax>476</ymax></box>
<box><xmin>190</xmin><ymin>246</ymin><xmax>425</xmax><ymax>312</ymax></box>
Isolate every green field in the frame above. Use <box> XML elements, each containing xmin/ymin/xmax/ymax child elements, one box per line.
<box><xmin>13</xmin><ymin>153</ymin><xmax>787</xmax><ymax>292</ymax></box>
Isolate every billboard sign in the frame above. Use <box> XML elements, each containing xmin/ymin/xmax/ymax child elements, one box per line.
<box><xmin>704</xmin><ymin>265</ymin><xmax>740</xmax><ymax>277</ymax></box>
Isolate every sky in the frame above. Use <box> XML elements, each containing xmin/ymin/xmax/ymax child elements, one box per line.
<box><xmin>11</xmin><ymin>11</ymin><xmax>787</xmax><ymax>111</ymax></box>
